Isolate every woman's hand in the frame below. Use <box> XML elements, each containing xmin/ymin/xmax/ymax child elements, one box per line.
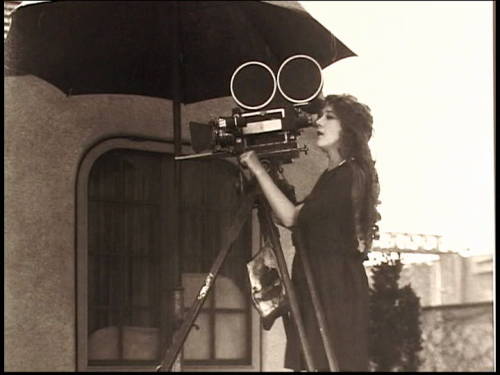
<box><xmin>239</xmin><ymin>150</ymin><xmax>266</xmax><ymax>177</ymax></box>
<box><xmin>239</xmin><ymin>150</ymin><xmax>300</xmax><ymax>227</ymax></box>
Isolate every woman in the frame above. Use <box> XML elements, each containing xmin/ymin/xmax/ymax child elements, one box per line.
<box><xmin>239</xmin><ymin>94</ymin><xmax>381</xmax><ymax>372</ymax></box>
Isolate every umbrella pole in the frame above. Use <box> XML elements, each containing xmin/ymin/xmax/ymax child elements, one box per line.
<box><xmin>171</xmin><ymin>1</ymin><xmax>183</xmax><ymax>372</ymax></box>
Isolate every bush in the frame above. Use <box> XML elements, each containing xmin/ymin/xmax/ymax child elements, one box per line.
<box><xmin>368</xmin><ymin>254</ymin><xmax>423</xmax><ymax>372</ymax></box>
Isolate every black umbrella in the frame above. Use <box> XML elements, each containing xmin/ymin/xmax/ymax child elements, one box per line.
<box><xmin>5</xmin><ymin>1</ymin><xmax>355</xmax><ymax>104</ymax></box>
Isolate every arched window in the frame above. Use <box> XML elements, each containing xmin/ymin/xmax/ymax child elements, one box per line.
<box><xmin>77</xmin><ymin>139</ymin><xmax>260</xmax><ymax>371</ymax></box>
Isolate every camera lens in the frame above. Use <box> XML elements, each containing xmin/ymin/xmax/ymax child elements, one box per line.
<box><xmin>277</xmin><ymin>55</ymin><xmax>323</xmax><ymax>103</ymax></box>
<box><xmin>231</xmin><ymin>61</ymin><xmax>277</xmax><ymax>110</ymax></box>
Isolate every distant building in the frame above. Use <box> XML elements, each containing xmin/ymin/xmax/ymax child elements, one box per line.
<box><xmin>365</xmin><ymin>249</ymin><xmax>493</xmax><ymax>307</ymax></box>
<box><xmin>398</xmin><ymin>252</ymin><xmax>493</xmax><ymax>306</ymax></box>
<box><xmin>365</xmin><ymin>248</ymin><xmax>494</xmax><ymax>372</ymax></box>
<box><xmin>4</xmin><ymin>1</ymin><xmax>22</xmax><ymax>40</ymax></box>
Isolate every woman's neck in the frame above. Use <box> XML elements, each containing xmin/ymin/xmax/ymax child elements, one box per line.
<box><xmin>325</xmin><ymin>149</ymin><xmax>345</xmax><ymax>171</ymax></box>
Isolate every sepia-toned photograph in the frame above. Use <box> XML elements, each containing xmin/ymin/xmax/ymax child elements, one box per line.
<box><xmin>4</xmin><ymin>1</ymin><xmax>495</xmax><ymax>372</ymax></box>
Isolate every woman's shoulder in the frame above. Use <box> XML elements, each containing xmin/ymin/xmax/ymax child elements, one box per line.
<box><xmin>305</xmin><ymin>161</ymin><xmax>352</xmax><ymax>199</ymax></box>
<box><xmin>321</xmin><ymin>160</ymin><xmax>353</xmax><ymax>182</ymax></box>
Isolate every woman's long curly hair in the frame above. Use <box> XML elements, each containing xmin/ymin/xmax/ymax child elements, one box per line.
<box><xmin>323</xmin><ymin>94</ymin><xmax>381</xmax><ymax>257</ymax></box>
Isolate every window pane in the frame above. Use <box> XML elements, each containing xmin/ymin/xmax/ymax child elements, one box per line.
<box><xmin>121</xmin><ymin>155</ymin><xmax>160</xmax><ymax>202</ymax></box>
<box><xmin>88</xmin><ymin>326</ymin><xmax>119</xmax><ymax>361</ymax></box>
<box><xmin>181</xmin><ymin>160</ymin><xmax>206</xmax><ymax>206</ymax></box>
<box><xmin>130</xmin><ymin>310</ymin><xmax>155</xmax><ymax>328</ymax></box>
<box><xmin>183</xmin><ymin>312</ymin><xmax>211</xmax><ymax>360</ymax></box>
<box><xmin>88</xmin><ymin>326</ymin><xmax>160</xmax><ymax>361</ymax></box>
<box><xmin>130</xmin><ymin>258</ymin><xmax>154</xmax><ymax>308</ymax></box>
<box><xmin>215</xmin><ymin>313</ymin><xmax>247</xmax><ymax>360</ymax></box>
<box><xmin>88</xmin><ymin>153</ymin><xmax>122</xmax><ymax>200</ymax></box>
<box><xmin>122</xmin><ymin>205</ymin><xmax>159</xmax><ymax>256</ymax></box>
<box><xmin>215</xmin><ymin>275</ymin><xmax>246</xmax><ymax>309</ymax></box>
<box><xmin>205</xmin><ymin>160</ymin><xmax>241</xmax><ymax>210</ymax></box>
<box><xmin>123</xmin><ymin>326</ymin><xmax>159</xmax><ymax>361</ymax></box>
<box><xmin>205</xmin><ymin>210</ymin><xmax>225</xmax><ymax>259</ymax></box>
<box><xmin>181</xmin><ymin>209</ymin><xmax>206</xmax><ymax>262</ymax></box>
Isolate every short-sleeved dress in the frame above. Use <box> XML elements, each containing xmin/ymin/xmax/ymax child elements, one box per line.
<box><xmin>284</xmin><ymin>161</ymin><xmax>369</xmax><ymax>372</ymax></box>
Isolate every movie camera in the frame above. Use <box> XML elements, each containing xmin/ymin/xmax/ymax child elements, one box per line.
<box><xmin>178</xmin><ymin>55</ymin><xmax>324</xmax><ymax>164</ymax></box>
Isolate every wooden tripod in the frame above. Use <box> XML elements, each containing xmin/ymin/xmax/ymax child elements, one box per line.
<box><xmin>156</xmin><ymin>168</ymin><xmax>339</xmax><ymax>372</ymax></box>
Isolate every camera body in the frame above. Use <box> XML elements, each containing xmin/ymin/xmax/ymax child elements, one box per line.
<box><xmin>183</xmin><ymin>55</ymin><xmax>324</xmax><ymax>164</ymax></box>
<box><xmin>190</xmin><ymin>105</ymin><xmax>314</xmax><ymax>163</ymax></box>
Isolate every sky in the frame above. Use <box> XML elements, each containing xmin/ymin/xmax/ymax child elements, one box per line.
<box><xmin>299</xmin><ymin>1</ymin><xmax>495</xmax><ymax>256</ymax></box>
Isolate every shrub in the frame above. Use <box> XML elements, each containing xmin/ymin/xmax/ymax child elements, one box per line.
<box><xmin>368</xmin><ymin>254</ymin><xmax>423</xmax><ymax>372</ymax></box>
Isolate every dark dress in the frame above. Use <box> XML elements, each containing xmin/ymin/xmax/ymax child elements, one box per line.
<box><xmin>284</xmin><ymin>161</ymin><xmax>369</xmax><ymax>372</ymax></box>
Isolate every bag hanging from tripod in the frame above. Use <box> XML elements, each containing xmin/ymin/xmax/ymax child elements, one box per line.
<box><xmin>246</xmin><ymin>240</ymin><xmax>289</xmax><ymax>330</ymax></box>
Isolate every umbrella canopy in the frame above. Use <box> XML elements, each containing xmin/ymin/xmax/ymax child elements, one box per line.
<box><xmin>4</xmin><ymin>1</ymin><xmax>355</xmax><ymax>104</ymax></box>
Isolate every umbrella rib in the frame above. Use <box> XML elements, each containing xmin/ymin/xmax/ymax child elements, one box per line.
<box><xmin>236</xmin><ymin>3</ymin><xmax>281</xmax><ymax>66</ymax></box>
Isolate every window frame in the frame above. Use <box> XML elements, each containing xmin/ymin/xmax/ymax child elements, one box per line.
<box><xmin>76</xmin><ymin>138</ymin><xmax>262</xmax><ymax>372</ymax></box>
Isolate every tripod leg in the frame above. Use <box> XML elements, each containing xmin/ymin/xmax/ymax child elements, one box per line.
<box><xmin>257</xmin><ymin>199</ymin><xmax>316</xmax><ymax>372</ymax></box>
<box><xmin>156</xmin><ymin>191</ymin><xmax>256</xmax><ymax>372</ymax></box>
<box><xmin>171</xmin><ymin>287</ymin><xmax>184</xmax><ymax>372</ymax></box>
<box><xmin>295</xmin><ymin>230</ymin><xmax>340</xmax><ymax>371</ymax></box>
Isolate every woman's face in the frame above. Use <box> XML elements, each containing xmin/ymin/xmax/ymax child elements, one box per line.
<box><xmin>315</xmin><ymin>104</ymin><xmax>342</xmax><ymax>151</ymax></box>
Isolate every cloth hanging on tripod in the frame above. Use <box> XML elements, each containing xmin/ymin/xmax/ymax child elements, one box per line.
<box><xmin>246</xmin><ymin>242</ymin><xmax>289</xmax><ymax>330</ymax></box>
<box><xmin>245</xmin><ymin>174</ymin><xmax>298</xmax><ymax>330</ymax></box>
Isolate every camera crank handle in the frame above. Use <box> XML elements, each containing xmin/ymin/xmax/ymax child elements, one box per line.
<box><xmin>300</xmin><ymin>144</ymin><xmax>309</xmax><ymax>155</ymax></box>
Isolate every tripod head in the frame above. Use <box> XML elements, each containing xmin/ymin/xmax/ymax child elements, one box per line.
<box><xmin>238</xmin><ymin>156</ymin><xmax>298</xmax><ymax>205</ymax></box>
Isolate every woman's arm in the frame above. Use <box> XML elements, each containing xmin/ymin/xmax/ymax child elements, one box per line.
<box><xmin>239</xmin><ymin>151</ymin><xmax>302</xmax><ymax>228</ymax></box>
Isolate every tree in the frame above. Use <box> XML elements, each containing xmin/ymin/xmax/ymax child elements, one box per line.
<box><xmin>396</xmin><ymin>284</ymin><xmax>423</xmax><ymax>372</ymax></box>
<box><xmin>368</xmin><ymin>254</ymin><xmax>423</xmax><ymax>372</ymax></box>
